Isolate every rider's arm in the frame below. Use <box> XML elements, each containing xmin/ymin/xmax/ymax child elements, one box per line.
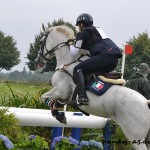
<box><xmin>70</xmin><ymin>30</ymin><xmax>91</xmax><ymax>56</ymax></box>
<box><xmin>70</xmin><ymin>40</ymin><xmax>83</xmax><ymax>56</ymax></box>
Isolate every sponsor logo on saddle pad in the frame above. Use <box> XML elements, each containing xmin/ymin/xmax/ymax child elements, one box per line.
<box><xmin>86</xmin><ymin>78</ymin><xmax>112</xmax><ymax>96</ymax></box>
<box><xmin>92</xmin><ymin>81</ymin><xmax>104</xmax><ymax>91</ymax></box>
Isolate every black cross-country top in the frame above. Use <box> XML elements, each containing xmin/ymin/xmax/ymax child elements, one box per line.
<box><xmin>76</xmin><ymin>26</ymin><xmax>122</xmax><ymax>58</ymax></box>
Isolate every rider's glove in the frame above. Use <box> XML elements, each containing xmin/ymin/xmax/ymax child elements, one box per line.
<box><xmin>66</xmin><ymin>39</ymin><xmax>75</xmax><ymax>46</ymax></box>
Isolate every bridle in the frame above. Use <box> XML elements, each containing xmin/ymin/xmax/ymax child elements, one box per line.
<box><xmin>39</xmin><ymin>30</ymin><xmax>71</xmax><ymax>63</ymax></box>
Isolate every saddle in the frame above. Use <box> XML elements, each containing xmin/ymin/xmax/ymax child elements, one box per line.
<box><xmin>86</xmin><ymin>72</ymin><xmax>126</xmax><ymax>96</ymax></box>
<box><xmin>99</xmin><ymin>72</ymin><xmax>126</xmax><ymax>85</ymax></box>
<box><xmin>87</xmin><ymin>72</ymin><xmax>126</xmax><ymax>85</ymax></box>
<box><xmin>71</xmin><ymin>72</ymin><xmax>126</xmax><ymax>116</ymax></box>
<box><xmin>102</xmin><ymin>72</ymin><xmax>122</xmax><ymax>79</ymax></box>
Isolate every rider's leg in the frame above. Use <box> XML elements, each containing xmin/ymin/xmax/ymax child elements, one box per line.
<box><xmin>73</xmin><ymin>54</ymin><xmax>118</xmax><ymax>105</ymax></box>
<box><xmin>74</xmin><ymin>69</ymin><xmax>89</xmax><ymax>105</ymax></box>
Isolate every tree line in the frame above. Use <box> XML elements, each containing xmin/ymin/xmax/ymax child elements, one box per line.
<box><xmin>0</xmin><ymin>67</ymin><xmax>53</xmax><ymax>84</ymax></box>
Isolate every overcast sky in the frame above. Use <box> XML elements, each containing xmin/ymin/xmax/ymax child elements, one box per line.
<box><xmin>1</xmin><ymin>0</ymin><xmax>150</xmax><ymax>72</ymax></box>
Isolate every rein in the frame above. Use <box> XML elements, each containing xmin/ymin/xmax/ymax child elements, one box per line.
<box><xmin>55</xmin><ymin>54</ymin><xmax>89</xmax><ymax>78</ymax></box>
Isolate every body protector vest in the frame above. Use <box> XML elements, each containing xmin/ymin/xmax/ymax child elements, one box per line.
<box><xmin>77</xmin><ymin>26</ymin><xmax>122</xmax><ymax>58</ymax></box>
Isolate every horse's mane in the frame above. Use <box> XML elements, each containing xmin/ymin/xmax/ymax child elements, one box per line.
<box><xmin>47</xmin><ymin>25</ymin><xmax>75</xmax><ymax>39</ymax></box>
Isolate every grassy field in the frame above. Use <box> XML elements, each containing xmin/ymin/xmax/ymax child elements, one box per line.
<box><xmin>0</xmin><ymin>82</ymin><xmax>48</xmax><ymax>95</ymax></box>
<box><xmin>0</xmin><ymin>82</ymin><xmax>50</xmax><ymax>108</ymax></box>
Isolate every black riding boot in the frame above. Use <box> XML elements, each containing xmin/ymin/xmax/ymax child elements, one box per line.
<box><xmin>75</xmin><ymin>69</ymin><xmax>89</xmax><ymax>105</ymax></box>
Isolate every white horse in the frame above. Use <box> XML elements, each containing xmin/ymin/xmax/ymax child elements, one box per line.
<box><xmin>35</xmin><ymin>25</ymin><xmax>150</xmax><ymax>150</ymax></box>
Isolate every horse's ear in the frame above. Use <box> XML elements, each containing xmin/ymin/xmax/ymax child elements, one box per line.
<box><xmin>42</xmin><ymin>23</ymin><xmax>46</xmax><ymax>32</ymax></box>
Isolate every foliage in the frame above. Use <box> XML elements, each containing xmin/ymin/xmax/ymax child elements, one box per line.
<box><xmin>0</xmin><ymin>134</ymin><xmax>14</xmax><ymax>149</ymax></box>
<box><xmin>80</xmin><ymin>128</ymin><xmax>103</xmax><ymax>142</ymax></box>
<box><xmin>27</xmin><ymin>32</ymin><xmax>43</xmax><ymax>71</ymax></box>
<box><xmin>0</xmin><ymin>82</ymin><xmax>52</xmax><ymax>145</ymax></box>
<box><xmin>27</xmin><ymin>18</ymin><xmax>77</xmax><ymax>72</ymax></box>
<box><xmin>0</xmin><ymin>83</ymin><xmax>49</xmax><ymax>109</ymax></box>
<box><xmin>79</xmin><ymin>140</ymin><xmax>103</xmax><ymax>150</ymax></box>
<box><xmin>0</xmin><ymin>31</ymin><xmax>20</xmax><ymax>71</ymax></box>
<box><xmin>14</xmin><ymin>134</ymin><xmax>49</xmax><ymax>150</ymax></box>
<box><xmin>0</xmin><ymin>97</ymin><xmax>50</xmax><ymax>150</ymax></box>
<box><xmin>0</xmin><ymin>108</ymin><xmax>22</xmax><ymax>143</ymax></box>
<box><xmin>51</xmin><ymin>136</ymin><xmax>79</xmax><ymax>150</ymax></box>
<box><xmin>51</xmin><ymin>136</ymin><xmax>103</xmax><ymax>150</ymax></box>
<box><xmin>125</xmin><ymin>32</ymin><xmax>150</xmax><ymax>81</ymax></box>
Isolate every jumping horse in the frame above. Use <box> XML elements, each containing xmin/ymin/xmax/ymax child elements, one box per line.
<box><xmin>35</xmin><ymin>25</ymin><xmax>150</xmax><ymax>150</ymax></box>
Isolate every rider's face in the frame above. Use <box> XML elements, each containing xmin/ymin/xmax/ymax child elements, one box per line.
<box><xmin>78</xmin><ymin>23</ymin><xmax>84</xmax><ymax>32</ymax></box>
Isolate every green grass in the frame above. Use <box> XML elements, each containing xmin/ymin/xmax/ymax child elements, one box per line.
<box><xmin>0</xmin><ymin>82</ymin><xmax>50</xmax><ymax>108</ymax></box>
<box><xmin>0</xmin><ymin>82</ymin><xmax>48</xmax><ymax>95</ymax></box>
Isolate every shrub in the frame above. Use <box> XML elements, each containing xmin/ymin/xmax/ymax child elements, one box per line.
<box><xmin>0</xmin><ymin>108</ymin><xmax>49</xmax><ymax>150</ymax></box>
<box><xmin>14</xmin><ymin>134</ymin><xmax>49</xmax><ymax>150</ymax></box>
<box><xmin>0</xmin><ymin>108</ymin><xmax>22</xmax><ymax>143</ymax></box>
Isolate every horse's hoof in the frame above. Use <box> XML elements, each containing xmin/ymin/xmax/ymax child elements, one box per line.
<box><xmin>51</xmin><ymin>109</ymin><xmax>59</xmax><ymax>116</ymax></box>
<box><xmin>56</xmin><ymin>113</ymin><xmax>67</xmax><ymax>124</ymax></box>
<box><xmin>62</xmin><ymin>117</ymin><xmax>67</xmax><ymax>124</ymax></box>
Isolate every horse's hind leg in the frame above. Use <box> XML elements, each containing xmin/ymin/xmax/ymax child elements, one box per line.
<box><xmin>145</xmin><ymin>129</ymin><xmax>150</xmax><ymax>150</ymax></box>
<box><xmin>116</xmin><ymin>121</ymin><xmax>148</xmax><ymax>150</ymax></box>
<box><xmin>114</xmin><ymin>110</ymin><xmax>149</xmax><ymax>150</ymax></box>
<box><xmin>119</xmin><ymin>126</ymin><xmax>148</xmax><ymax>150</ymax></box>
<box><xmin>131</xmin><ymin>143</ymin><xmax>148</xmax><ymax>150</ymax></box>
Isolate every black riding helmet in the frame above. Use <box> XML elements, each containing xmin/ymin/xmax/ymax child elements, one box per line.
<box><xmin>76</xmin><ymin>13</ymin><xmax>93</xmax><ymax>26</ymax></box>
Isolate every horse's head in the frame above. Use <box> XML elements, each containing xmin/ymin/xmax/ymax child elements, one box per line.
<box><xmin>35</xmin><ymin>24</ymin><xmax>75</xmax><ymax>70</ymax></box>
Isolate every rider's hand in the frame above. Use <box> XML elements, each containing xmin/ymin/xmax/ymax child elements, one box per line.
<box><xmin>66</xmin><ymin>39</ymin><xmax>75</xmax><ymax>46</ymax></box>
<box><xmin>59</xmin><ymin>64</ymin><xmax>65</xmax><ymax>70</ymax></box>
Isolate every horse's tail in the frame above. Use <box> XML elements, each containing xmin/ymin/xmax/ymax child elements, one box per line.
<box><xmin>147</xmin><ymin>100</ymin><xmax>150</xmax><ymax>109</ymax></box>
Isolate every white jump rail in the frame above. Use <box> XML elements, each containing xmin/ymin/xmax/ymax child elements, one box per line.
<box><xmin>0</xmin><ymin>107</ymin><xmax>108</xmax><ymax>128</ymax></box>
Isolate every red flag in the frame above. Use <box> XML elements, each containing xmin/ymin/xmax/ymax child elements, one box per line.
<box><xmin>125</xmin><ymin>45</ymin><xmax>133</xmax><ymax>55</ymax></box>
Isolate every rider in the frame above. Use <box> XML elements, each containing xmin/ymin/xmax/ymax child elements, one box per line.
<box><xmin>70</xmin><ymin>13</ymin><xmax>122</xmax><ymax>105</ymax></box>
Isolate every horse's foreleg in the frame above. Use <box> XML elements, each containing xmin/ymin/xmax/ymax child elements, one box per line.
<box><xmin>41</xmin><ymin>87</ymin><xmax>67</xmax><ymax>124</ymax></box>
<box><xmin>41</xmin><ymin>86</ymin><xmax>61</xmax><ymax>102</ymax></box>
<box><xmin>41</xmin><ymin>86</ymin><xmax>62</xmax><ymax>109</ymax></box>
